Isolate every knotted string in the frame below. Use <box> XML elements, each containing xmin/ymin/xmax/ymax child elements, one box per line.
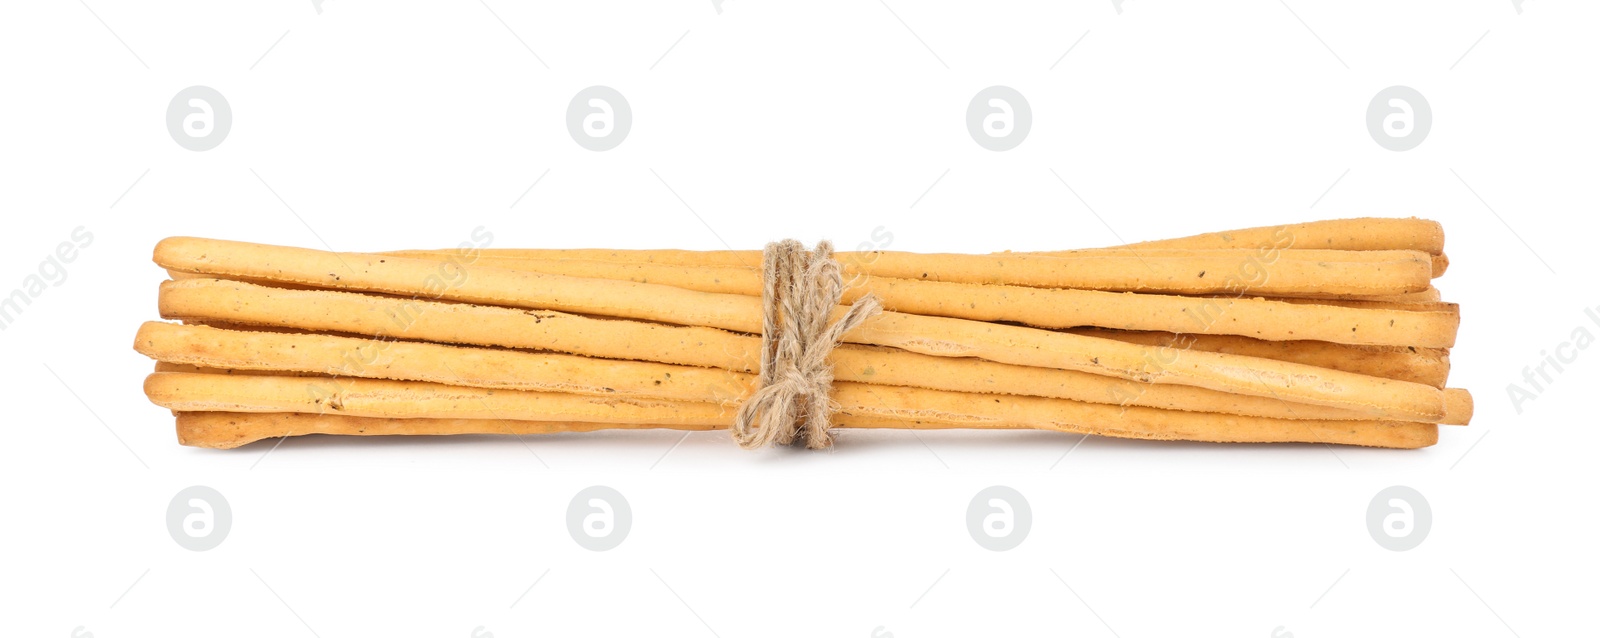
<box><xmin>730</xmin><ymin>240</ymin><xmax>882</xmax><ymax>449</ymax></box>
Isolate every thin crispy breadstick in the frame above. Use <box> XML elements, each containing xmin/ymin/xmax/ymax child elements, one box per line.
<box><xmin>135</xmin><ymin>321</ymin><xmax>754</xmax><ymax>405</ymax></box>
<box><xmin>174</xmin><ymin>412</ymin><xmax>706</xmax><ymax>449</ymax></box>
<box><xmin>160</xmin><ymin>278</ymin><xmax>762</xmax><ymax>369</ymax></box>
<box><xmin>157</xmin><ymin>361</ymin><xmax>322</xmax><ymax>377</ymax></box>
<box><xmin>145</xmin><ymin>372</ymin><xmax>734</xmax><ymax>426</ymax></box>
<box><xmin>175</xmin><ymin>411</ymin><xmax>1437</xmax><ymax>450</ymax></box>
<box><xmin>159</xmin><ymin>357</ymin><xmax>1474</xmax><ymax>428</ymax></box>
<box><xmin>1262</xmin><ymin>298</ymin><xmax>1454</xmax><ymax>311</ymax></box>
<box><xmin>1253</xmin><ymin>289</ymin><xmax>1444</xmax><ymax>305</ymax></box>
<box><xmin>1112</xmin><ymin>217</ymin><xmax>1446</xmax><ymax>255</ymax></box>
<box><xmin>150</xmin><ymin>373</ymin><xmax>1439</xmax><ymax>449</ymax></box>
<box><xmin>376</xmin><ymin>253</ymin><xmax>1457</xmax><ymax>347</ymax></box>
<box><xmin>416</xmin><ymin>217</ymin><xmax>1445</xmax><ymax>262</ymax></box>
<box><xmin>840</xmin><ymin>248</ymin><xmax>1432</xmax><ymax>296</ymax></box>
<box><xmin>159</xmin><ymin>277</ymin><xmax>1448</xmax><ymax>420</ymax></box>
<box><xmin>1068</xmin><ymin>328</ymin><xmax>1451</xmax><ymax>388</ymax></box>
<box><xmin>168</xmin><ymin>236</ymin><xmax>1430</xmax><ymax>299</ymax></box>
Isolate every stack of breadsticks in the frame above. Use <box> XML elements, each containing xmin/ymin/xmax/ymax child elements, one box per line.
<box><xmin>135</xmin><ymin>217</ymin><xmax>1471</xmax><ymax>450</ymax></box>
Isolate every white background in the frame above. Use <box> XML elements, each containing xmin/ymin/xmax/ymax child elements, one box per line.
<box><xmin>2</xmin><ymin>1</ymin><xmax>1596</xmax><ymax>636</ymax></box>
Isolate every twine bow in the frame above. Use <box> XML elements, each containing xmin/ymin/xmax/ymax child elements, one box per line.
<box><xmin>729</xmin><ymin>240</ymin><xmax>882</xmax><ymax>449</ymax></box>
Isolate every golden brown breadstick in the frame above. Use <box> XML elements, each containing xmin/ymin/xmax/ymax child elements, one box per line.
<box><xmin>175</xmin><ymin>410</ymin><xmax>1437</xmax><ymax>450</ymax></box>
<box><xmin>415</xmin><ymin>217</ymin><xmax>1445</xmax><ymax>263</ymax></box>
<box><xmin>1257</xmin><ymin>288</ymin><xmax>1444</xmax><ymax>305</ymax></box>
<box><xmin>375</xmin><ymin>253</ymin><xmax>1457</xmax><ymax>347</ymax></box>
<box><xmin>159</xmin><ymin>277</ymin><xmax>1449</xmax><ymax>421</ymax></box>
<box><xmin>175</xmin><ymin>412</ymin><xmax>685</xmax><ymax>449</ymax></box>
<box><xmin>1110</xmin><ymin>217</ymin><xmax>1446</xmax><ymax>255</ymax></box>
<box><xmin>444</xmin><ymin>249</ymin><xmax>1433</xmax><ymax>300</ymax></box>
<box><xmin>135</xmin><ymin>321</ymin><xmax>754</xmax><ymax>405</ymax></box>
<box><xmin>1261</xmin><ymin>298</ymin><xmax>1457</xmax><ymax>313</ymax></box>
<box><xmin>849</xmin><ymin>382</ymin><xmax>1462</xmax><ymax>429</ymax></box>
<box><xmin>157</xmin><ymin>361</ymin><xmax>321</xmax><ymax>377</ymax></box>
<box><xmin>1068</xmin><ymin>328</ymin><xmax>1451</xmax><ymax>388</ymax></box>
<box><xmin>145</xmin><ymin>372</ymin><xmax>734</xmax><ymax>426</ymax></box>
<box><xmin>152</xmin><ymin>373</ymin><xmax>1439</xmax><ymax>449</ymax></box>
<box><xmin>420</xmin><ymin>248</ymin><xmax>758</xmax><ymax>268</ymax></box>
<box><xmin>839</xmin><ymin>248</ymin><xmax>1432</xmax><ymax>296</ymax></box>
<box><xmin>835</xmin><ymin>383</ymin><xmax>1439</xmax><ymax>449</ymax></box>
<box><xmin>161</xmin><ymin>277</ymin><xmax>760</xmax><ymax>370</ymax></box>
<box><xmin>143</xmin><ymin>317</ymin><xmax>1439</xmax><ymax>423</ymax></box>
<box><xmin>163</xmin><ymin>237</ymin><xmax>1430</xmax><ymax>312</ymax></box>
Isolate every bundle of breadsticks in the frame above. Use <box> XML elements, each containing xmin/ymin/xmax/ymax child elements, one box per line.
<box><xmin>134</xmin><ymin>217</ymin><xmax>1470</xmax><ymax>451</ymax></box>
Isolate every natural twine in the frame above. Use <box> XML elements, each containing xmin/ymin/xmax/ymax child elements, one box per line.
<box><xmin>729</xmin><ymin>240</ymin><xmax>882</xmax><ymax>450</ymax></box>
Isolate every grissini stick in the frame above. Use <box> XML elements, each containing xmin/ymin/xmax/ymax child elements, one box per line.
<box><xmin>173</xmin><ymin>412</ymin><xmax>677</xmax><ymax>449</ymax></box>
<box><xmin>145</xmin><ymin>372</ymin><xmax>733</xmax><ymax>427</ymax></box>
<box><xmin>135</xmin><ymin>321</ymin><xmax>1463</xmax><ymax>423</ymax></box>
<box><xmin>1111</xmin><ymin>217</ymin><xmax>1445</xmax><ymax>254</ymax></box>
<box><xmin>823</xmin><ymin>248</ymin><xmax>1432</xmax><ymax>296</ymax></box>
<box><xmin>156</xmin><ymin>277</ymin><xmax>1448</xmax><ymax>421</ymax></box>
<box><xmin>402</xmin><ymin>216</ymin><xmax>1446</xmax><ymax>267</ymax></box>
<box><xmin>147</xmin><ymin>373</ymin><xmax>1441</xmax><ymax>449</ymax></box>
<box><xmin>372</xmin><ymin>253</ymin><xmax>1457</xmax><ymax>347</ymax></box>
<box><xmin>161</xmin><ymin>236</ymin><xmax>1429</xmax><ymax>300</ymax></box>
<box><xmin>158</xmin><ymin>360</ymin><xmax>1473</xmax><ymax>427</ymax></box>
<box><xmin>1100</xmin><ymin>217</ymin><xmax>1448</xmax><ymax>278</ymax></box>
<box><xmin>135</xmin><ymin>321</ymin><xmax>753</xmax><ymax>405</ymax></box>
<box><xmin>175</xmin><ymin>411</ymin><xmax>1440</xmax><ymax>450</ymax></box>
<box><xmin>157</xmin><ymin>362</ymin><xmax>321</xmax><ymax>376</ymax></box>
<box><xmin>1202</xmin><ymin>287</ymin><xmax>1443</xmax><ymax>304</ymax></box>
<box><xmin>1248</xmin><ymin>298</ymin><xmax>1456</xmax><ymax>312</ymax></box>
<box><xmin>1068</xmin><ymin>328</ymin><xmax>1451</xmax><ymax>389</ymax></box>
